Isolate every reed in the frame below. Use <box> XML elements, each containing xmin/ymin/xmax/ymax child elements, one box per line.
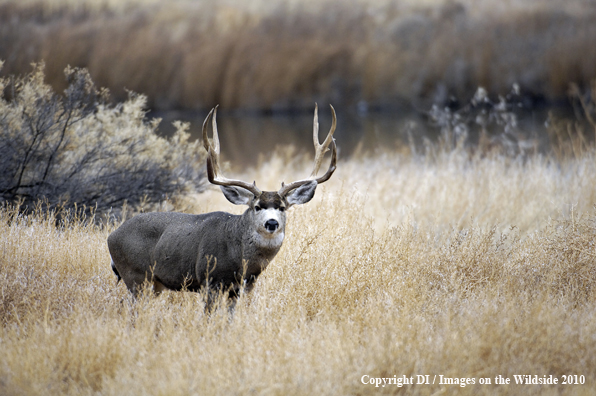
<box><xmin>1</xmin><ymin>0</ymin><xmax>595</xmax><ymax>110</ymax></box>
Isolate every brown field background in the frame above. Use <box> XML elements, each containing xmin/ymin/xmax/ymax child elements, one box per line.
<box><xmin>2</xmin><ymin>0</ymin><xmax>596</xmax><ymax>395</ymax></box>
<box><xmin>1</xmin><ymin>0</ymin><xmax>596</xmax><ymax>111</ymax></box>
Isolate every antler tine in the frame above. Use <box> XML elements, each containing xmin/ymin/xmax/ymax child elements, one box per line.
<box><xmin>310</xmin><ymin>104</ymin><xmax>337</xmax><ymax>177</ymax></box>
<box><xmin>312</xmin><ymin>138</ymin><xmax>337</xmax><ymax>184</ymax></box>
<box><xmin>211</xmin><ymin>105</ymin><xmax>220</xmax><ymax>154</ymax></box>
<box><xmin>279</xmin><ymin>105</ymin><xmax>337</xmax><ymax>197</ymax></box>
<box><xmin>201</xmin><ymin>107</ymin><xmax>215</xmax><ymax>152</ymax></box>
<box><xmin>202</xmin><ymin>106</ymin><xmax>262</xmax><ymax>196</ymax></box>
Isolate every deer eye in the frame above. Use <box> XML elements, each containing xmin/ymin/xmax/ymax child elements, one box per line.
<box><xmin>255</xmin><ymin>205</ymin><xmax>262</xmax><ymax>212</ymax></box>
<box><xmin>279</xmin><ymin>207</ymin><xmax>286</xmax><ymax>212</ymax></box>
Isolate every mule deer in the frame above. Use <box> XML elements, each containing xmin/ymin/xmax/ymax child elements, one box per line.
<box><xmin>108</xmin><ymin>105</ymin><xmax>337</xmax><ymax>297</ymax></box>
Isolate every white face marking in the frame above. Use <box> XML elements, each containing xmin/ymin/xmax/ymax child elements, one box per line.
<box><xmin>255</xmin><ymin>230</ymin><xmax>285</xmax><ymax>249</ymax></box>
<box><xmin>253</xmin><ymin>208</ymin><xmax>285</xmax><ymax>248</ymax></box>
<box><xmin>260</xmin><ymin>208</ymin><xmax>282</xmax><ymax>226</ymax></box>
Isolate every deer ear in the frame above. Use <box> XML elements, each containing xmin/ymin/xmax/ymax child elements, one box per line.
<box><xmin>285</xmin><ymin>180</ymin><xmax>317</xmax><ymax>207</ymax></box>
<box><xmin>220</xmin><ymin>186</ymin><xmax>254</xmax><ymax>205</ymax></box>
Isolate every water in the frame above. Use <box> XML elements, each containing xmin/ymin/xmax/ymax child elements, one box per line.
<box><xmin>149</xmin><ymin>105</ymin><xmax>565</xmax><ymax>169</ymax></box>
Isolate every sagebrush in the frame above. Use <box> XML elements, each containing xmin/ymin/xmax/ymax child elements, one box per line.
<box><xmin>0</xmin><ymin>62</ymin><xmax>206</xmax><ymax>216</ymax></box>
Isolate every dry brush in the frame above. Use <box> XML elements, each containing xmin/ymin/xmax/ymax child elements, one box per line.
<box><xmin>1</xmin><ymin>130</ymin><xmax>596</xmax><ymax>394</ymax></box>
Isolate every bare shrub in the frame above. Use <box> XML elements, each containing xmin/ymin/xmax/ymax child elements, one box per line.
<box><xmin>0</xmin><ymin>62</ymin><xmax>206</xmax><ymax>216</ymax></box>
<box><xmin>426</xmin><ymin>85</ymin><xmax>538</xmax><ymax>155</ymax></box>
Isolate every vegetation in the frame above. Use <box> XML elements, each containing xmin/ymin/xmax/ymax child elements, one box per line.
<box><xmin>0</xmin><ymin>62</ymin><xmax>206</xmax><ymax>216</ymax></box>
<box><xmin>1</xmin><ymin>1</ymin><xmax>595</xmax><ymax>394</ymax></box>
<box><xmin>1</xmin><ymin>109</ymin><xmax>596</xmax><ymax>394</ymax></box>
<box><xmin>1</xmin><ymin>0</ymin><xmax>595</xmax><ymax>111</ymax></box>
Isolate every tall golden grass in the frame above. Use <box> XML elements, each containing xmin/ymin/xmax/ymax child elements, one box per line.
<box><xmin>1</xmin><ymin>0</ymin><xmax>595</xmax><ymax>110</ymax></box>
<box><xmin>2</xmin><ymin>127</ymin><xmax>596</xmax><ymax>394</ymax></box>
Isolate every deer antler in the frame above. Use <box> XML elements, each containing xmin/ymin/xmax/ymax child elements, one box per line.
<box><xmin>202</xmin><ymin>106</ymin><xmax>262</xmax><ymax>196</ymax></box>
<box><xmin>278</xmin><ymin>104</ymin><xmax>337</xmax><ymax>197</ymax></box>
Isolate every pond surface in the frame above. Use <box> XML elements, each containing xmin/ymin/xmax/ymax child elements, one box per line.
<box><xmin>150</xmin><ymin>105</ymin><xmax>564</xmax><ymax>169</ymax></box>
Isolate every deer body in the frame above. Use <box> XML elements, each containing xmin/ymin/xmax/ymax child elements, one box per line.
<box><xmin>108</xmin><ymin>105</ymin><xmax>336</xmax><ymax>296</ymax></box>
<box><xmin>109</xmin><ymin>210</ymin><xmax>280</xmax><ymax>294</ymax></box>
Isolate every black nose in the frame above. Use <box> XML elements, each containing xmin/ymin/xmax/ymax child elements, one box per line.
<box><xmin>264</xmin><ymin>219</ymin><xmax>279</xmax><ymax>232</ymax></box>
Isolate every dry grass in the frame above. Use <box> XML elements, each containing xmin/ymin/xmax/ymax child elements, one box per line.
<box><xmin>2</xmin><ymin>134</ymin><xmax>596</xmax><ymax>394</ymax></box>
<box><xmin>1</xmin><ymin>0</ymin><xmax>595</xmax><ymax>110</ymax></box>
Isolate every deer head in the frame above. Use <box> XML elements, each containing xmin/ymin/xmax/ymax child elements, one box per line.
<box><xmin>202</xmin><ymin>104</ymin><xmax>337</xmax><ymax>245</ymax></box>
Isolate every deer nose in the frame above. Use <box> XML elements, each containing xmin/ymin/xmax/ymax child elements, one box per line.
<box><xmin>264</xmin><ymin>219</ymin><xmax>279</xmax><ymax>232</ymax></box>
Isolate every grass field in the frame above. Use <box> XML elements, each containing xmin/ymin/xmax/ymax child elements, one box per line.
<box><xmin>1</xmin><ymin>1</ymin><xmax>596</xmax><ymax>393</ymax></box>
<box><xmin>1</xmin><ymin>129</ymin><xmax>596</xmax><ymax>394</ymax></box>
<box><xmin>1</xmin><ymin>0</ymin><xmax>595</xmax><ymax>110</ymax></box>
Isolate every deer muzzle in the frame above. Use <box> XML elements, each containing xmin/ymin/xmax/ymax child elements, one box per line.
<box><xmin>264</xmin><ymin>219</ymin><xmax>279</xmax><ymax>232</ymax></box>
